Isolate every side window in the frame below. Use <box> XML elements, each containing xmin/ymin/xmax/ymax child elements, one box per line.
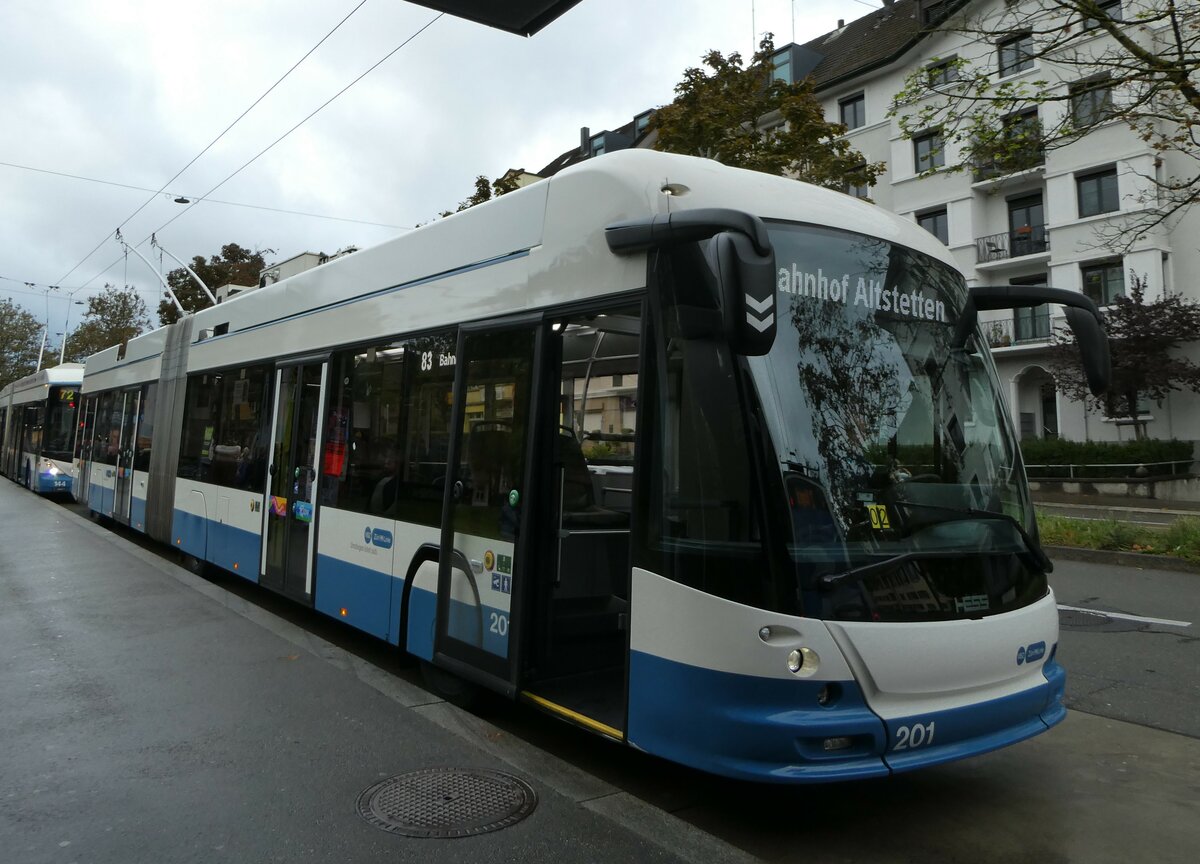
<box><xmin>133</xmin><ymin>384</ymin><xmax>156</xmax><ymax>472</ymax></box>
<box><xmin>177</xmin><ymin>374</ymin><xmax>221</xmax><ymax>481</ymax></box>
<box><xmin>210</xmin><ymin>366</ymin><xmax>271</xmax><ymax>490</ymax></box>
<box><xmin>638</xmin><ymin>246</ymin><xmax>771</xmax><ymax>610</ymax></box>
<box><xmin>95</xmin><ymin>392</ymin><xmax>118</xmax><ymax>466</ymax></box>
<box><xmin>558</xmin><ymin>308</ymin><xmax>641</xmax><ymax>523</ymax></box>
<box><xmin>321</xmin><ymin>331</ymin><xmax>456</xmax><ymax>525</ymax></box>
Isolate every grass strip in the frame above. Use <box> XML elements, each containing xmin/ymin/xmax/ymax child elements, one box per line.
<box><xmin>1036</xmin><ymin>512</ymin><xmax>1200</xmax><ymax>563</ymax></box>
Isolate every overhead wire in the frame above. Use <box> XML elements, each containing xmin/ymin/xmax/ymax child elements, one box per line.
<box><xmin>77</xmin><ymin>10</ymin><xmax>445</xmax><ymax>294</ymax></box>
<box><xmin>0</xmin><ymin>160</ymin><xmax>403</xmax><ymax>228</ymax></box>
<box><xmin>54</xmin><ymin>0</ymin><xmax>373</xmax><ymax>288</ymax></box>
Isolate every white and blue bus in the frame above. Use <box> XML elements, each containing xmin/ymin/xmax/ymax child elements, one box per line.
<box><xmin>74</xmin><ymin>150</ymin><xmax>1109</xmax><ymax>782</ymax></box>
<box><xmin>0</xmin><ymin>364</ymin><xmax>84</xmax><ymax>494</ymax></box>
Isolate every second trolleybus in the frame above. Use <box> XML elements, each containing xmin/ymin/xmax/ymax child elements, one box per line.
<box><xmin>73</xmin><ymin>150</ymin><xmax>1110</xmax><ymax>782</ymax></box>
<box><xmin>1</xmin><ymin>364</ymin><xmax>84</xmax><ymax>494</ymax></box>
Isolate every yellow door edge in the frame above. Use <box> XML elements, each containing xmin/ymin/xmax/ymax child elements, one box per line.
<box><xmin>521</xmin><ymin>691</ymin><xmax>623</xmax><ymax>741</ymax></box>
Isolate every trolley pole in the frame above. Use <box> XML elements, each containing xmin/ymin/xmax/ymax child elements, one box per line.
<box><xmin>151</xmin><ymin>234</ymin><xmax>216</xmax><ymax>306</ymax></box>
<box><xmin>116</xmin><ymin>230</ymin><xmax>186</xmax><ymax>316</ymax></box>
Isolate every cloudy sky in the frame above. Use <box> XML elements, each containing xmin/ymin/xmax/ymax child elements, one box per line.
<box><xmin>1</xmin><ymin>0</ymin><xmax>880</xmax><ymax>340</ymax></box>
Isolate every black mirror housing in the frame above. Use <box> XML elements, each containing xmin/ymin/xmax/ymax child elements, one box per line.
<box><xmin>709</xmin><ymin>232</ymin><xmax>777</xmax><ymax>355</ymax></box>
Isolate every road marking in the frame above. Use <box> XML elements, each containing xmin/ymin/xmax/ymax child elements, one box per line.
<box><xmin>1057</xmin><ymin>604</ymin><xmax>1191</xmax><ymax>629</ymax></box>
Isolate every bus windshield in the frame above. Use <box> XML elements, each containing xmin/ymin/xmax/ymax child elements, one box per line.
<box><xmin>44</xmin><ymin>387</ymin><xmax>78</xmax><ymax>461</ymax></box>
<box><xmin>751</xmin><ymin>223</ymin><xmax>1047</xmax><ymax>623</ymax></box>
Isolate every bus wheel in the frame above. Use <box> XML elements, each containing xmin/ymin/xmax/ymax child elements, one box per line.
<box><xmin>420</xmin><ymin>661</ymin><xmax>480</xmax><ymax>710</ymax></box>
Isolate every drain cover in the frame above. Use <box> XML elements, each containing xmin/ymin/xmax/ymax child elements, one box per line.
<box><xmin>356</xmin><ymin>768</ymin><xmax>537</xmax><ymax>838</ymax></box>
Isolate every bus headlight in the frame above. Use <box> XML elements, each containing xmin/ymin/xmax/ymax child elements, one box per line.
<box><xmin>786</xmin><ymin>647</ymin><xmax>819</xmax><ymax>677</ymax></box>
<box><xmin>47</xmin><ymin>464</ymin><xmax>60</xmax><ymax>476</ymax></box>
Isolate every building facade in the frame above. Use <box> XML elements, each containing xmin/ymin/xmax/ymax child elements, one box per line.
<box><xmin>526</xmin><ymin>0</ymin><xmax>1199</xmax><ymax>446</ymax></box>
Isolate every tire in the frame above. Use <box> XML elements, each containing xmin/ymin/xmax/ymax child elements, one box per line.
<box><xmin>420</xmin><ymin>660</ymin><xmax>481</xmax><ymax>709</ymax></box>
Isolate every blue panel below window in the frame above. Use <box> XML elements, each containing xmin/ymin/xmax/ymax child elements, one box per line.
<box><xmin>207</xmin><ymin>521</ymin><xmax>261</xmax><ymax>583</ymax></box>
<box><xmin>171</xmin><ymin>509</ymin><xmax>207</xmax><ymax>559</ymax></box>
<box><xmin>314</xmin><ymin>554</ymin><xmax>393</xmax><ymax>640</ymax></box>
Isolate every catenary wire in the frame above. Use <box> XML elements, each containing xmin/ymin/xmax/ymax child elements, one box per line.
<box><xmin>54</xmin><ymin>0</ymin><xmax>372</xmax><ymax>288</ymax></box>
<box><xmin>77</xmin><ymin>11</ymin><xmax>444</xmax><ymax>294</ymax></box>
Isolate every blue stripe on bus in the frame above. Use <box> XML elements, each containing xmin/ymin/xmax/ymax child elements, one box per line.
<box><xmin>407</xmin><ymin>586</ymin><xmax>437</xmax><ymax>660</ymax></box>
<box><xmin>627</xmin><ymin>650</ymin><xmax>889</xmax><ymax>783</ymax></box>
<box><xmin>36</xmin><ymin>473</ymin><xmax>72</xmax><ymax>494</ymax></box>
<box><xmin>206</xmin><ymin>520</ymin><xmax>261</xmax><ymax>583</ymax></box>
<box><xmin>403</xmin><ymin>585</ymin><xmax>509</xmax><ymax>661</ymax></box>
<box><xmin>882</xmin><ymin>659</ymin><xmax>1066</xmax><ymax>774</ymax></box>
<box><xmin>314</xmin><ymin>554</ymin><xmax>393</xmax><ymax>640</ymax></box>
<box><xmin>626</xmin><ymin>650</ymin><xmax>1066</xmax><ymax>783</ymax></box>
<box><xmin>171</xmin><ymin>509</ymin><xmax>207</xmax><ymax>559</ymax></box>
<box><xmin>130</xmin><ymin>495</ymin><xmax>147</xmax><ymax>533</ymax></box>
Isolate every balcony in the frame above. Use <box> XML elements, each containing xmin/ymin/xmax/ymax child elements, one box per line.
<box><xmin>983</xmin><ymin>313</ymin><xmax>1052</xmax><ymax>348</ymax></box>
<box><xmin>975</xmin><ymin>225</ymin><xmax>1049</xmax><ymax>265</ymax></box>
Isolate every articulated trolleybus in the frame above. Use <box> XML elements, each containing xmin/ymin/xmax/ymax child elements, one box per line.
<box><xmin>1</xmin><ymin>364</ymin><xmax>84</xmax><ymax>494</ymax></box>
<box><xmin>76</xmin><ymin>150</ymin><xmax>1109</xmax><ymax>782</ymax></box>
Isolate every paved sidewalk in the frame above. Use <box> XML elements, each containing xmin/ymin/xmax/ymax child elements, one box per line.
<box><xmin>0</xmin><ymin>483</ymin><xmax>751</xmax><ymax>864</ymax></box>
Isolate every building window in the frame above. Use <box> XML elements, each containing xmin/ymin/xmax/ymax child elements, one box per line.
<box><xmin>998</xmin><ymin>32</ymin><xmax>1034</xmax><ymax>77</ymax></box>
<box><xmin>839</xmin><ymin>93</ymin><xmax>865</xmax><ymax>130</ymax></box>
<box><xmin>771</xmin><ymin>48</ymin><xmax>793</xmax><ymax>84</ymax></box>
<box><xmin>590</xmin><ymin>133</ymin><xmax>606</xmax><ymax>156</ymax></box>
<box><xmin>917</xmin><ymin>208</ymin><xmax>949</xmax><ymax>244</ymax></box>
<box><xmin>1013</xmin><ymin>305</ymin><xmax>1051</xmax><ymax>341</ymax></box>
<box><xmin>1070</xmin><ymin>76</ymin><xmax>1114</xmax><ymax>126</ymax></box>
<box><xmin>914</xmin><ymin>129</ymin><xmax>945</xmax><ymax>172</ymax></box>
<box><xmin>1077</xmin><ymin>167</ymin><xmax>1119</xmax><ymax>217</ymax></box>
<box><xmin>1084</xmin><ymin>1</ymin><xmax>1122</xmax><ymax>30</ymax></box>
<box><xmin>926</xmin><ymin>57</ymin><xmax>959</xmax><ymax>87</ymax></box>
<box><xmin>843</xmin><ymin>166</ymin><xmax>871</xmax><ymax>199</ymax></box>
<box><xmin>1081</xmin><ymin>260</ymin><xmax>1125</xmax><ymax>305</ymax></box>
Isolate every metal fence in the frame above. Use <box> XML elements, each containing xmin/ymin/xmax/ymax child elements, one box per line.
<box><xmin>1024</xmin><ymin>460</ymin><xmax>1196</xmax><ymax>480</ymax></box>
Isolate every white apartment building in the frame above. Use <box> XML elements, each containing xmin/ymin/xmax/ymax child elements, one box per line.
<box><xmin>802</xmin><ymin>0</ymin><xmax>1200</xmax><ymax>444</ymax></box>
<box><xmin>530</xmin><ymin>0</ymin><xmax>1198</xmax><ymax>446</ymax></box>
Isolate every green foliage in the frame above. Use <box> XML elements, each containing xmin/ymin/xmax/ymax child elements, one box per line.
<box><xmin>653</xmin><ymin>35</ymin><xmax>885</xmax><ymax>191</ymax></box>
<box><xmin>65</xmin><ymin>284</ymin><xmax>151</xmax><ymax>362</ymax></box>
<box><xmin>0</xmin><ymin>297</ymin><xmax>43</xmax><ymax>389</ymax></box>
<box><xmin>1020</xmin><ymin>437</ymin><xmax>1195</xmax><ymax>477</ymax></box>
<box><xmin>1037</xmin><ymin>512</ymin><xmax>1200</xmax><ymax>562</ymax></box>
<box><xmin>889</xmin><ymin>1</ymin><xmax>1200</xmax><ymax>247</ymax></box>
<box><xmin>1050</xmin><ymin>273</ymin><xmax>1200</xmax><ymax>439</ymax></box>
<box><xmin>436</xmin><ymin>174</ymin><xmax>522</xmax><ymax>220</ymax></box>
<box><xmin>158</xmin><ymin>243</ymin><xmax>272</xmax><ymax>326</ymax></box>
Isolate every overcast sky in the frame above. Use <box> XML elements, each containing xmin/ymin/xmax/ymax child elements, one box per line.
<box><xmin>1</xmin><ymin>0</ymin><xmax>880</xmax><ymax>340</ymax></box>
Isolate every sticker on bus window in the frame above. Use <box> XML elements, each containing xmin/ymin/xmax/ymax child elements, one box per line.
<box><xmin>270</xmin><ymin>496</ymin><xmax>287</xmax><ymax>517</ymax></box>
<box><xmin>293</xmin><ymin>501</ymin><xmax>313</xmax><ymax>523</ymax></box>
<box><xmin>866</xmin><ymin>503</ymin><xmax>891</xmax><ymax>529</ymax></box>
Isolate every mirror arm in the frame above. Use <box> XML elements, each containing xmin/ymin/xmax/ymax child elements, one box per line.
<box><xmin>605</xmin><ymin>208</ymin><xmax>771</xmax><ymax>257</ymax></box>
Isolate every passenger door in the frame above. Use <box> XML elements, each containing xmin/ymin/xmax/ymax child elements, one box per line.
<box><xmin>112</xmin><ymin>389</ymin><xmax>140</xmax><ymax>524</ymax></box>
<box><xmin>434</xmin><ymin>323</ymin><xmax>539</xmax><ymax>695</ymax></box>
<box><xmin>261</xmin><ymin>360</ymin><xmax>328</xmax><ymax>600</ymax></box>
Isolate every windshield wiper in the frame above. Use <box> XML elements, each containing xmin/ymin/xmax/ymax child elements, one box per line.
<box><xmin>819</xmin><ymin>505</ymin><xmax>1052</xmax><ymax>590</ymax></box>
<box><xmin>889</xmin><ymin>501</ymin><xmax>1052</xmax><ymax>573</ymax></box>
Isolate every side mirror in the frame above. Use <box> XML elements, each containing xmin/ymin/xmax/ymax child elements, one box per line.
<box><xmin>606</xmin><ymin>208</ymin><xmax>777</xmax><ymax>356</ymax></box>
<box><xmin>957</xmin><ymin>285</ymin><xmax>1111</xmax><ymax>396</ymax></box>
<box><xmin>708</xmin><ymin>231</ymin><xmax>777</xmax><ymax>356</ymax></box>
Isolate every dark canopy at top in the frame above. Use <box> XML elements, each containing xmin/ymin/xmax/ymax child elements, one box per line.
<box><xmin>406</xmin><ymin>0</ymin><xmax>584</xmax><ymax>35</ymax></box>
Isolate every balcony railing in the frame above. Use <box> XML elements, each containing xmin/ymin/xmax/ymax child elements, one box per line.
<box><xmin>983</xmin><ymin>313</ymin><xmax>1052</xmax><ymax>348</ymax></box>
<box><xmin>975</xmin><ymin>225</ymin><xmax>1050</xmax><ymax>264</ymax></box>
<box><xmin>971</xmin><ymin>146</ymin><xmax>1045</xmax><ymax>182</ymax></box>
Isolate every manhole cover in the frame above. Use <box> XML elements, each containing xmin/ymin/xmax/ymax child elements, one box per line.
<box><xmin>356</xmin><ymin>768</ymin><xmax>537</xmax><ymax>838</ymax></box>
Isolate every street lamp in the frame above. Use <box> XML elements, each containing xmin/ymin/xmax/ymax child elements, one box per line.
<box><xmin>59</xmin><ymin>296</ymin><xmax>86</xmax><ymax>365</ymax></box>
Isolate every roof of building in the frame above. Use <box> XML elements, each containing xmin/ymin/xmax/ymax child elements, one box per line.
<box><xmin>530</xmin><ymin>1</ymin><xmax>961</xmax><ymax>179</ymax></box>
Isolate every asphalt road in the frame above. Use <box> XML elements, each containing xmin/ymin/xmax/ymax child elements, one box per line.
<box><xmin>1050</xmin><ymin>557</ymin><xmax>1199</xmax><ymax>738</ymax></box>
<box><xmin>18</xmin><ymin>493</ymin><xmax>1200</xmax><ymax>863</ymax></box>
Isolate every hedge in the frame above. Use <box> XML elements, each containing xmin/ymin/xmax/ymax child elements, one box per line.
<box><xmin>1020</xmin><ymin>438</ymin><xmax>1196</xmax><ymax>478</ymax></box>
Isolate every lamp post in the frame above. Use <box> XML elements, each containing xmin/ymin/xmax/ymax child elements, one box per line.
<box><xmin>59</xmin><ymin>298</ymin><xmax>85</xmax><ymax>365</ymax></box>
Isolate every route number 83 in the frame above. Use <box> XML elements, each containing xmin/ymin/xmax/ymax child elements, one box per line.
<box><xmin>894</xmin><ymin>721</ymin><xmax>936</xmax><ymax>751</ymax></box>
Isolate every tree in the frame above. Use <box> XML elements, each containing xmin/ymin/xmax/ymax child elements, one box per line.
<box><xmin>158</xmin><ymin>243</ymin><xmax>271</xmax><ymax>326</ymax></box>
<box><xmin>64</xmin><ymin>284</ymin><xmax>151</xmax><ymax>363</ymax></box>
<box><xmin>1050</xmin><ymin>273</ymin><xmax>1200</xmax><ymax>438</ymax></box>
<box><xmin>890</xmin><ymin>1</ymin><xmax>1200</xmax><ymax>248</ymax></box>
<box><xmin>652</xmin><ymin>35</ymin><xmax>885</xmax><ymax>191</ymax></box>
<box><xmin>434</xmin><ymin>173</ymin><xmax>523</xmax><ymax>220</ymax></box>
<box><xmin>0</xmin><ymin>298</ymin><xmax>43</xmax><ymax>389</ymax></box>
